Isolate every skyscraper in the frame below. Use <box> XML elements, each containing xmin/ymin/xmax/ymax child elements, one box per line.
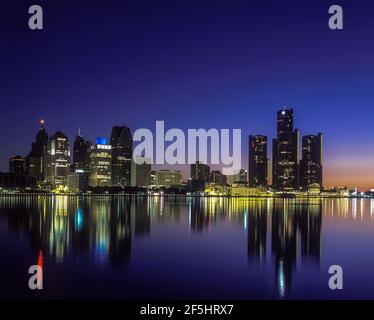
<box><xmin>43</xmin><ymin>131</ymin><xmax>71</xmax><ymax>187</ymax></box>
<box><xmin>190</xmin><ymin>161</ymin><xmax>210</xmax><ymax>182</ymax></box>
<box><xmin>9</xmin><ymin>155</ymin><xmax>25</xmax><ymax>175</ymax></box>
<box><xmin>248</xmin><ymin>135</ymin><xmax>268</xmax><ymax>187</ymax></box>
<box><xmin>300</xmin><ymin>133</ymin><xmax>323</xmax><ymax>188</ymax></box>
<box><xmin>25</xmin><ymin>120</ymin><xmax>48</xmax><ymax>180</ymax></box>
<box><xmin>89</xmin><ymin>138</ymin><xmax>112</xmax><ymax>187</ymax></box>
<box><xmin>110</xmin><ymin>126</ymin><xmax>132</xmax><ymax>187</ymax></box>
<box><xmin>272</xmin><ymin>108</ymin><xmax>299</xmax><ymax>190</ymax></box>
<box><xmin>73</xmin><ymin>134</ymin><xmax>87</xmax><ymax>171</ymax></box>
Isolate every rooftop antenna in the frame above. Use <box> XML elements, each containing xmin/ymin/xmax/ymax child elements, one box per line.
<box><xmin>78</xmin><ymin>127</ymin><xmax>82</xmax><ymax>137</ymax></box>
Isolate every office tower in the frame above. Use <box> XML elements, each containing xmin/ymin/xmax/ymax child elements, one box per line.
<box><xmin>73</xmin><ymin>133</ymin><xmax>88</xmax><ymax>171</ymax></box>
<box><xmin>190</xmin><ymin>161</ymin><xmax>210</xmax><ymax>181</ymax></box>
<box><xmin>210</xmin><ymin>170</ymin><xmax>227</xmax><ymax>186</ymax></box>
<box><xmin>89</xmin><ymin>138</ymin><xmax>112</xmax><ymax>187</ymax></box>
<box><xmin>9</xmin><ymin>155</ymin><xmax>25</xmax><ymax>174</ymax></box>
<box><xmin>43</xmin><ymin>131</ymin><xmax>71</xmax><ymax>187</ymax></box>
<box><xmin>131</xmin><ymin>156</ymin><xmax>151</xmax><ymax>187</ymax></box>
<box><xmin>300</xmin><ymin>133</ymin><xmax>323</xmax><ymax>188</ymax></box>
<box><xmin>110</xmin><ymin>126</ymin><xmax>132</xmax><ymax>187</ymax></box>
<box><xmin>154</xmin><ymin>170</ymin><xmax>182</xmax><ymax>188</ymax></box>
<box><xmin>248</xmin><ymin>135</ymin><xmax>268</xmax><ymax>187</ymax></box>
<box><xmin>272</xmin><ymin>108</ymin><xmax>299</xmax><ymax>189</ymax></box>
<box><xmin>25</xmin><ymin>120</ymin><xmax>48</xmax><ymax>180</ymax></box>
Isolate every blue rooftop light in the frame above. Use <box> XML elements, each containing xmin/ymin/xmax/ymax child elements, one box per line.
<box><xmin>96</xmin><ymin>137</ymin><xmax>107</xmax><ymax>145</ymax></box>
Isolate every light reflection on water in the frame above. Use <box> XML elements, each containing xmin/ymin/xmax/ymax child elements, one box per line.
<box><xmin>0</xmin><ymin>195</ymin><xmax>374</xmax><ymax>299</ymax></box>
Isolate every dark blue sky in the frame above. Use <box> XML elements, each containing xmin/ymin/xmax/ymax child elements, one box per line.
<box><xmin>2</xmin><ymin>0</ymin><xmax>374</xmax><ymax>188</ymax></box>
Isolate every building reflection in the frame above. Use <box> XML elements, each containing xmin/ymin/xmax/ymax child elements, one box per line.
<box><xmin>246</xmin><ymin>199</ymin><xmax>322</xmax><ymax>297</ymax></box>
<box><xmin>271</xmin><ymin>200</ymin><xmax>298</xmax><ymax>298</ymax></box>
<box><xmin>247</xmin><ymin>200</ymin><xmax>268</xmax><ymax>263</ymax></box>
<box><xmin>3</xmin><ymin>195</ymin><xmax>133</xmax><ymax>267</ymax></box>
<box><xmin>299</xmin><ymin>203</ymin><xmax>322</xmax><ymax>263</ymax></box>
<box><xmin>1</xmin><ymin>195</ymin><xmax>369</xmax><ymax>298</ymax></box>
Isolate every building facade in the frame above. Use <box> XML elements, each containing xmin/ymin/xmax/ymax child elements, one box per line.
<box><xmin>43</xmin><ymin>131</ymin><xmax>71</xmax><ymax>187</ymax></box>
<box><xmin>25</xmin><ymin>120</ymin><xmax>48</xmax><ymax>180</ymax></box>
<box><xmin>73</xmin><ymin>134</ymin><xmax>90</xmax><ymax>171</ymax></box>
<box><xmin>131</xmin><ymin>156</ymin><xmax>151</xmax><ymax>187</ymax></box>
<box><xmin>154</xmin><ymin>170</ymin><xmax>182</xmax><ymax>188</ymax></box>
<box><xmin>272</xmin><ymin>108</ymin><xmax>299</xmax><ymax>190</ymax></box>
<box><xmin>248</xmin><ymin>135</ymin><xmax>268</xmax><ymax>186</ymax></box>
<box><xmin>209</xmin><ymin>170</ymin><xmax>227</xmax><ymax>186</ymax></box>
<box><xmin>190</xmin><ymin>161</ymin><xmax>210</xmax><ymax>181</ymax></box>
<box><xmin>67</xmin><ymin>170</ymin><xmax>89</xmax><ymax>192</ymax></box>
<box><xmin>9</xmin><ymin>155</ymin><xmax>25</xmax><ymax>175</ymax></box>
<box><xmin>300</xmin><ymin>133</ymin><xmax>323</xmax><ymax>188</ymax></box>
<box><xmin>110</xmin><ymin>126</ymin><xmax>132</xmax><ymax>187</ymax></box>
<box><xmin>89</xmin><ymin>139</ymin><xmax>112</xmax><ymax>187</ymax></box>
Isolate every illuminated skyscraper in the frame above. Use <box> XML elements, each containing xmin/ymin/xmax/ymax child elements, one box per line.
<box><xmin>110</xmin><ymin>126</ymin><xmax>132</xmax><ymax>187</ymax></box>
<box><xmin>43</xmin><ymin>131</ymin><xmax>71</xmax><ymax>187</ymax></box>
<box><xmin>89</xmin><ymin>138</ymin><xmax>112</xmax><ymax>187</ymax></box>
<box><xmin>248</xmin><ymin>135</ymin><xmax>268</xmax><ymax>187</ymax></box>
<box><xmin>300</xmin><ymin>133</ymin><xmax>323</xmax><ymax>188</ymax></box>
<box><xmin>25</xmin><ymin>120</ymin><xmax>48</xmax><ymax>180</ymax></box>
<box><xmin>272</xmin><ymin>108</ymin><xmax>299</xmax><ymax>189</ymax></box>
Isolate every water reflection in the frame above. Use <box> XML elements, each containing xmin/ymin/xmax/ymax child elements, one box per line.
<box><xmin>1</xmin><ymin>196</ymin><xmax>374</xmax><ymax>298</ymax></box>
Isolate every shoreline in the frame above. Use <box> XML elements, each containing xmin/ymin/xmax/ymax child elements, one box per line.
<box><xmin>0</xmin><ymin>193</ymin><xmax>371</xmax><ymax>199</ymax></box>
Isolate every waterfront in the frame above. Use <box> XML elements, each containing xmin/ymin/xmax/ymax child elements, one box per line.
<box><xmin>1</xmin><ymin>195</ymin><xmax>374</xmax><ymax>299</ymax></box>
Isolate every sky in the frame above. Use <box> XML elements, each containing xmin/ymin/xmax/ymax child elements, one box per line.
<box><xmin>1</xmin><ymin>0</ymin><xmax>374</xmax><ymax>189</ymax></box>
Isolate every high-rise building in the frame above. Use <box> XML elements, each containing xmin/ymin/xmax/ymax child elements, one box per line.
<box><xmin>43</xmin><ymin>131</ymin><xmax>71</xmax><ymax>187</ymax></box>
<box><xmin>248</xmin><ymin>135</ymin><xmax>268</xmax><ymax>187</ymax></box>
<box><xmin>25</xmin><ymin>120</ymin><xmax>48</xmax><ymax>180</ymax></box>
<box><xmin>89</xmin><ymin>138</ymin><xmax>112</xmax><ymax>187</ymax></box>
<box><xmin>9</xmin><ymin>155</ymin><xmax>25</xmax><ymax>175</ymax></box>
<box><xmin>154</xmin><ymin>170</ymin><xmax>182</xmax><ymax>188</ymax></box>
<box><xmin>209</xmin><ymin>170</ymin><xmax>227</xmax><ymax>186</ymax></box>
<box><xmin>190</xmin><ymin>161</ymin><xmax>210</xmax><ymax>181</ymax></box>
<box><xmin>110</xmin><ymin>126</ymin><xmax>132</xmax><ymax>187</ymax></box>
<box><xmin>131</xmin><ymin>156</ymin><xmax>151</xmax><ymax>187</ymax></box>
<box><xmin>272</xmin><ymin>108</ymin><xmax>299</xmax><ymax>189</ymax></box>
<box><xmin>300</xmin><ymin>133</ymin><xmax>323</xmax><ymax>188</ymax></box>
<box><xmin>73</xmin><ymin>133</ymin><xmax>88</xmax><ymax>171</ymax></box>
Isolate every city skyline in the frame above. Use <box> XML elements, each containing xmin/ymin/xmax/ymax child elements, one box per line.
<box><xmin>2</xmin><ymin>1</ymin><xmax>374</xmax><ymax>189</ymax></box>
